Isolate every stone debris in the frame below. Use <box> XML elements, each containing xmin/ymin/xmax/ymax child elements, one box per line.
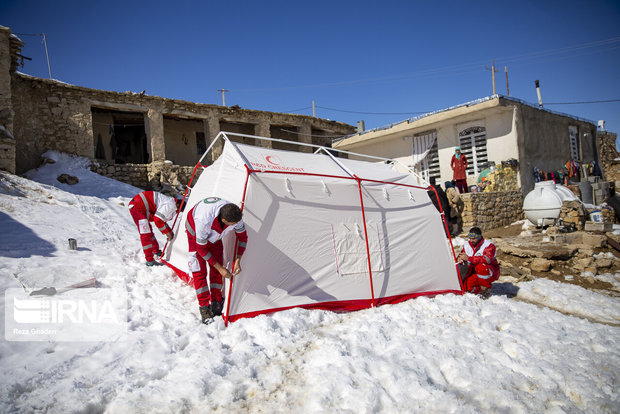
<box><xmin>496</xmin><ymin>226</ymin><xmax>620</xmax><ymax>282</ymax></box>
<box><xmin>530</xmin><ymin>258</ymin><xmax>552</xmax><ymax>272</ymax></box>
<box><xmin>56</xmin><ymin>174</ymin><xmax>79</xmax><ymax>185</ymax></box>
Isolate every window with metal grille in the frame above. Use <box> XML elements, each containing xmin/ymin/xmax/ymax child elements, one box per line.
<box><xmin>458</xmin><ymin>126</ymin><xmax>488</xmax><ymax>176</ymax></box>
<box><xmin>414</xmin><ymin>131</ymin><xmax>440</xmax><ymax>182</ymax></box>
<box><xmin>568</xmin><ymin>126</ymin><xmax>579</xmax><ymax>160</ymax></box>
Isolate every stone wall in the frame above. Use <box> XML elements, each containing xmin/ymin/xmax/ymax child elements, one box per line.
<box><xmin>0</xmin><ymin>25</ymin><xmax>22</xmax><ymax>174</ymax></box>
<box><xmin>146</xmin><ymin>162</ymin><xmax>202</xmax><ymax>194</ymax></box>
<box><xmin>90</xmin><ymin>161</ymin><xmax>149</xmax><ymax>189</ymax></box>
<box><xmin>460</xmin><ymin>191</ymin><xmax>524</xmax><ymax>231</ymax></box>
<box><xmin>597</xmin><ymin>130</ymin><xmax>619</xmax><ymax>185</ymax></box>
<box><xmin>90</xmin><ymin>160</ymin><xmax>202</xmax><ymax>194</ymax></box>
<box><xmin>12</xmin><ymin>75</ymin><xmax>96</xmax><ymax>173</ymax></box>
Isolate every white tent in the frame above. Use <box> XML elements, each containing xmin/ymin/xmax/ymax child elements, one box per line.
<box><xmin>163</xmin><ymin>132</ymin><xmax>462</xmax><ymax>324</ymax></box>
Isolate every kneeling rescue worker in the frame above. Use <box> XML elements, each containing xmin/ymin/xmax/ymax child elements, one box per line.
<box><xmin>457</xmin><ymin>227</ymin><xmax>500</xmax><ymax>295</ymax></box>
<box><xmin>129</xmin><ymin>191</ymin><xmax>177</xmax><ymax>266</ymax></box>
<box><xmin>185</xmin><ymin>197</ymin><xmax>248</xmax><ymax>324</ymax></box>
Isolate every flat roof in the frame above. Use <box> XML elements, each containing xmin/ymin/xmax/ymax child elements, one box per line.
<box><xmin>333</xmin><ymin>94</ymin><xmax>596</xmax><ymax>148</ymax></box>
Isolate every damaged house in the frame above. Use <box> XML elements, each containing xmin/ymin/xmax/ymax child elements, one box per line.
<box><xmin>0</xmin><ymin>25</ymin><xmax>355</xmax><ymax>190</ymax></box>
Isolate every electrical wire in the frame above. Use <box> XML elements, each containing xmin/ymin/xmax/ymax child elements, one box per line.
<box><xmin>544</xmin><ymin>99</ymin><xmax>620</xmax><ymax>105</ymax></box>
<box><xmin>316</xmin><ymin>98</ymin><xmax>620</xmax><ymax>116</ymax></box>
<box><xmin>316</xmin><ymin>105</ymin><xmax>427</xmax><ymax>115</ymax></box>
<box><xmin>231</xmin><ymin>37</ymin><xmax>620</xmax><ymax>93</ymax></box>
<box><xmin>282</xmin><ymin>106</ymin><xmax>313</xmax><ymax>113</ymax></box>
<box><xmin>276</xmin><ymin>128</ymin><xmax>348</xmax><ymax>139</ymax></box>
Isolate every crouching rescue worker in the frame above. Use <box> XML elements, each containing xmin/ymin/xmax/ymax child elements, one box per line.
<box><xmin>185</xmin><ymin>197</ymin><xmax>248</xmax><ymax>324</ymax></box>
<box><xmin>129</xmin><ymin>191</ymin><xmax>177</xmax><ymax>266</ymax></box>
<box><xmin>457</xmin><ymin>227</ymin><xmax>500</xmax><ymax>295</ymax></box>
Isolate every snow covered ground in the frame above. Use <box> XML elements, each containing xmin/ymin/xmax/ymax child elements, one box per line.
<box><xmin>1</xmin><ymin>152</ymin><xmax>619</xmax><ymax>413</ymax></box>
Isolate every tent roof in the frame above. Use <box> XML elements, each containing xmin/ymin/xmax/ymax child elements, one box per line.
<box><xmin>208</xmin><ymin>132</ymin><xmax>427</xmax><ymax>187</ymax></box>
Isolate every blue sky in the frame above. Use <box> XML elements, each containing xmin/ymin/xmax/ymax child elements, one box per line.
<box><xmin>2</xmin><ymin>0</ymin><xmax>620</xmax><ymax>136</ymax></box>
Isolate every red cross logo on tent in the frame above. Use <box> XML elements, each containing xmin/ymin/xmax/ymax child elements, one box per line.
<box><xmin>265</xmin><ymin>155</ymin><xmax>281</xmax><ymax>165</ymax></box>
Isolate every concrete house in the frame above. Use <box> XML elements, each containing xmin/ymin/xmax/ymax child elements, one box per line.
<box><xmin>333</xmin><ymin>95</ymin><xmax>601</xmax><ymax>194</ymax></box>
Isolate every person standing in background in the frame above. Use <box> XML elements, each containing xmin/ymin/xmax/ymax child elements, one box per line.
<box><xmin>445</xmin><ymin>181</ymin><xmax>463</xmax><ymax>236</ymax></box>
<box><xmin>451</xmin><ymin>147</ymin><xmax>469</xmax><ymax>193</ymax></box>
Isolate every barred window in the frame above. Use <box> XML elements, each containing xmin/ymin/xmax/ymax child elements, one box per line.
<box><xmin>414</xmin><ymin>131</ymin><xmax>440</xmax><ymax>182</ymax></box>
<box><xmin>458</xmin><ymin>126</ymin><xmax>488</xmax><ymax>176</ymax></box>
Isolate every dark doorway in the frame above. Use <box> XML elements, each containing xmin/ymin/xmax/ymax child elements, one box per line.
<box><xmin>92</xmin><ymin>108</ymin><xmax>148</xmax><ymax>164</ymax></box>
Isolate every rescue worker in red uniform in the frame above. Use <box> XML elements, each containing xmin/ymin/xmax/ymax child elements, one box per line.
<box><xmin>457</xmin><ymin>227</ymin><xmax>500</xmax><ymax>295</ymax></box>
<box><xmin>450</xmin><ymin>146</ymin><xmax>469</xmax><ymax>193</ymax></box>
<box><xmin>185</xmin><ymin>197</ymin><xmax>248</xmax><ymax>324</ymax></box>
<box><xmin>129</xmin><ymin>191</ymin><xmax>177</xmax><ymax>266</ymax></box>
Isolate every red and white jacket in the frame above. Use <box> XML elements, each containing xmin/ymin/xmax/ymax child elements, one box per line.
<box><xmin>129</xmin><ymin>191</ymin><xmax>176</xmax><ymax>236</ymax></box>
<box><xmin>461</xmin><ymin>237</ymin><xmax>500</xmax><ymax>276</ymax></box>
<box><xmin>186</xmin><ymin>197</ymin><xmax>248</xmax><ymax>266</ymax></box>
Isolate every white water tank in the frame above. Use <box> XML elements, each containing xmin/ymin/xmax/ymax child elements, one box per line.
<box><xmin>523</xmin><ymin>181</ymin><xmax>578</xmax><ymax>226</ymax></box>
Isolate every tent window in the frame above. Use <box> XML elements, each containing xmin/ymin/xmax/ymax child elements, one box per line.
<box><xmin>458</xmin><ymin>126</ymin><xmax>488</xmax><ymax>176</ymax></box>
<box><xmin>332</xmin><ymin>222</ymin><xmax>383</xmax><ymax>276</ymax></box>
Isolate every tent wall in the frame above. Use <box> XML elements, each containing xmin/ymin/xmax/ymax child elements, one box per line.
<box><xmin>225</xmin><ymin>173</ymin><xmax>461</xmax><ymax>321</ymax></box>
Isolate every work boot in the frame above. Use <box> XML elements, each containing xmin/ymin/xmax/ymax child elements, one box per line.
<box><xmin>210</xmin><ymin>301</ymin><xmax>223</xmax><ymax>317</ymax></box>
<box><xmin>146</xmin><ymin>260</ymin><xmax>164</xmax><ymax>267</ymax></box>
<box><xmin>478</xmin><ymin>287</ymin><xmax>492</xmax><ymax>299</ymax></box>
<box><xmin>199</xmin><ymin>305</ymin><xmax>214</xmax><ymax>324</ymax></box>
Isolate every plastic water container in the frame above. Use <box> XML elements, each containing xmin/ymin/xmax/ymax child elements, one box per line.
<box><xmin>555</xmin><ymin>184</ymin><xmax>579</xmax><ymax>202</ymax></box>
<box><xmin>523</xmin><ymin>181</ymin><xmax>563</xmax><ymax>226</ymax></box>
<box><xmin>589</xmin><ymin>210</ymin><xmax>603</xmax><ymax>222</ymax></box>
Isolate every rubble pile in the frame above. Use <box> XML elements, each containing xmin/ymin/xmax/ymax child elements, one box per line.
<box><xmin>494</xmin><ymin>227</ymin><xmax>620</xmax><ymax>289</ymax></box>
<box><xmin>598</xmin><ymin>204</ymin><xmax>618</xmax><ymax>224</ymax></box>
<box><xmin>480</xmin><ymin>163</ymin><xmax>519</xmax><ymax>193</ymax></box>
<box><xmin>559</xmin><ymin>200</ymin><xmax>588</xmax><ymax>230</ymax></box>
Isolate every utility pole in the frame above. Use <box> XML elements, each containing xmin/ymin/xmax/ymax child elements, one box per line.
<box><xmin>41</xmin><ymin>33</ymin><xmax>52</xmax><ymax>79</ymax></box>
<box><xmin>485</xmin><ymin>60</ymin><xmax>499</xmax><ymax>95</ymax></box>
<box><xmin>505</xmin><ymin>66</ymin><xmax>510</xmax><ymax>97</ymax></box>
<box><xmin>312</xmin><ymin>100</ymin><xmax>316</xmax><ymax>117</ymax></box>
<box><xmin>217</xmin><ymin>89</ymin><xmax>230</xmax><ymax>106</ymax></box>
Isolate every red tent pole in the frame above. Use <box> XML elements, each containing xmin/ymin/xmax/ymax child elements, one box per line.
<box><xmin>223</xmin><ymin>165</ymin><xmax>252</xmax><ymax>326</ymax></box>
<box><xmin>356</xmin><ymin>176</ymin><xmax>376</xmax><ymax>308</ymax></box>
